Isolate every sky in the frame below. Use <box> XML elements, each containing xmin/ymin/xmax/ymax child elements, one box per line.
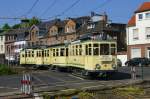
<box><xmin>0</xmin><ymin>0</ymin><xmax>149</xmax><ymax>27</ymax></box>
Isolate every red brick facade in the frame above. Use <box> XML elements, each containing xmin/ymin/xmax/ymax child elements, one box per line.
<box><xmin>127</xmin><ymin>43</ymin><xmax>150</xmax><ymax>59</ymax></box>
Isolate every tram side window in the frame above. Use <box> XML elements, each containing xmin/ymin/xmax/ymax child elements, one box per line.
<box><xmin>79</xmin><ymin>45</ymin><xmax>82</xmax><ymax>55</ymax></box>
<box><xmin>25</xmin><ymin>51</ymin><xmax>27</xmax><ymax>57</ymax></box>
<box><xmin>72</xmin><ymin>46</ymin><xmax>74</xmax><ymax>56</ymax></box>
<box><xmin>66</xmin><ymin>48</ymin><xmax>68</xmax><ymax>56</ymax></box>
<box><xmin>36</xmin><ymin>51</ymin><xmax>38</xmax><ymax>57</ymax></box>
<box><xmin>53</xmin><ymin>49</ymin><xmax>55</xmax><ymax>56</ymax></box>
<box><xmin>88</xmin><ymin>44</ymin><xmax>92</xmax><ymax>55</ymax></box>
<box><xmin>60</xmin><ymin>48</ymin><xmax>65</xmax><ymax>56</ymax></box>
<box><xmin>32</xmin><ymin>51</ymin><xmax>34</xmax><ymax>57</ymax></box>
<box><xmin>76</xmin><ymin>45</ymin><xmax>78</xmax><ymax>56</ymax></box>
<box><xmin>93</xmin><ymin>44</ymin><xmax>99</xmax><ymax>55</ymax></box>
<box><xmin>44</xmin><ymin>50</ymin><xmax>46</xmax><ymax>57</ymax></box>
<box><xmin>28</xmin><ymin>51</ymin><xmax>31</xmax><ymax>57</ymax></box>
<box><xmin>47</xmin><ymin>50</ymin><xmax>49</xmax><ymax>57</ymax></box>
<box><xmin>42</xmin><ymin>51</ymin><xmax>44</xmax><ymax>57</ymax></box>
<box><xmin>100</xmin><ymin>44</ymin><xmax>109</xmax><ymax>55</ymax></box>
<box><xmin>111</xmin><ymin>44</ymin><xmax>116</xmax><ymax>55</ymax></box>
<box><xmin>22</xmin><ymin>54</ymin><xmax>24</xmax><ymax>57</ymax></box>
<box><xmin>39</xmin><ymin>51</ymin><xmax>41</xmax><ymax>57</ymax></box>
<box><xmin>86</xmin><ymin>45</ymin><xmax>88</xmax><ymax>55</ymax></box>
<box><xmin>56</xmin><ymin>49</ymin><xmax>59</xmax><ymax>56</ymax></box>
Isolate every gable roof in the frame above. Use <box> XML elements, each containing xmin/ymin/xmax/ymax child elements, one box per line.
<box><xmin>135</xmin><ymin>2</ymin><xmax>150</xmax><ymax>13</ymax></box>
<box><xmin>4</xmin><ymin>27</ymin><xmax>29</xmax><ymax>35</ymax></box>
<box><xmin>127</xmin><ymin>15</ymin><xmax>136</xmax><ymax>27</ymax></box>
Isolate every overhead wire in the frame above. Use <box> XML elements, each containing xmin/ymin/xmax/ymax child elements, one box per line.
<box><xmin>21</xmin><ymin>0</ymin><xmax>40</xmax><ymax>17</ymax></box>
<box><xmin>47</xmin><ymin>0</ymin><xmax>81</xmax><ymax>19</ymax></box>
<box><xmin>39</xmin><ymin>0</ymin><xmax>57</xmax><ymax>17</ymax></box>
<box><xmin>85</xmin><ymin>0</ymin><xmax>113</xmax><ymax>15</ymax></box>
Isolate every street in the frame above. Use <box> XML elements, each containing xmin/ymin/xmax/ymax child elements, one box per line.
<box><xmin>0</xmin><ymin>66</ymin><xmax>150</xmax><ymax>96</ymax></box>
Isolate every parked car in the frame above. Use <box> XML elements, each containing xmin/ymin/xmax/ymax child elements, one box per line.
<box><xmin>125</xmin><ymin>57</ymin><xmax>150</xmax><ymax>66</ymax></box>
<box><xmin>117</xmin><ymin>59</ymin><xmax>122</xmax><ymax>67</ymax></box>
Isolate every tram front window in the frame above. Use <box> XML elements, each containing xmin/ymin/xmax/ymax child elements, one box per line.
<box><xmin>100</xmin><ymin>44</ymin><xmax>109</xmax><ymax>55</ymax></box>
<box><xmin>93</xmin><ymin>44</ymin><xmax>99</xmax><ymax>55</ymax></box>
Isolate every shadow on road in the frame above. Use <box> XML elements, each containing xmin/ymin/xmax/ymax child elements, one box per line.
<box><xmin>109</xmin><ymin>72</ymin><xmax>131</xmax><ymax>80</ymax></box>
<box><xmin>91</xmin><ymin>72</ymin><xmax>131</xmax><ymax>80</ymax></box>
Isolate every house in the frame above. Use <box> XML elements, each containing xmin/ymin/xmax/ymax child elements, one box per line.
<box><xmin>0</xmin><ymin>32</ymin><xmax>6</xmax><ymax>64</ymax></box>
<box><xmin>5</xmin><ymin>28</ymin><xmax>29</xmax><ymax>64</ymax></box>
<box><xmin>127</xmin><ymin>2</ymin><xmax>150</xmax><ymax>59</ymax></box>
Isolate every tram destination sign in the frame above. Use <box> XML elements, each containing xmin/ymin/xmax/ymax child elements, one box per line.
<box><xmin>99</xmin><ymin>55</ymin><xmax>112</xmax><ymax>61</ymax></box>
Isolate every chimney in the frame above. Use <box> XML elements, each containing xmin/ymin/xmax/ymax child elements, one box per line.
<box><xmin>102</xmin><ymin>12</ymin><xmax>108</xmax><ymax>22</ymax></box>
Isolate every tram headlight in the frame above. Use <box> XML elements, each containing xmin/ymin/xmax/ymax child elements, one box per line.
<box><xmin>95</xmin><ymin>64</ymin><xmax>101</xmax><ymax>70</ymax></box>
<box><xmin>112</xmin><ymin>64</ymin><xmax>117</xmax><ymax>69</ymax></box>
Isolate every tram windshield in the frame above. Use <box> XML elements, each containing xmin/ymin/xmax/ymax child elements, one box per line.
<box><xmin>100</xmin><ymin>44</ymin><xmax>109</xmax><ymax>55</ymax></box>
<box><xmin>86</xmin><ymin>43</ymin><xmax>116</xmax><ymax>56</ymax></box>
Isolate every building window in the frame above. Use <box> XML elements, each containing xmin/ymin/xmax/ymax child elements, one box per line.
<box><xmin>146</xmin><ymin>13</ymin><xmax>150</xmax><ymax>19</ymax></box>
<box><xmin>87</xmin><ymin>24</ymin><xmax>95</xmax><ymax>29</ymax></box>
<box><xmin>0</xmin><ymin>36</ymin><xmax>3</xmax><ymax>41</ymax></box>
<box><xmin>66</xmin><ymin>25</ymin><xmax>75</xmax><ymax>33</ymax></box>
<box><xmin>133</xmin><ymin>29</ymin><xmax>139</xmax><ymax>40</ymax></box>
<box><xmin>138</xmin><ymin>14</ymin><xmax>143</xmax><ymax>20</ymax></box>
<box><xmin>146</xmin><ymin>27</ymin><xmax>150</xmax><ymax>39</ymax></box>
<box><xmin>1</xmin><ymin>45</ymin><xmax>3</xmax><ymax>51</ymax></box>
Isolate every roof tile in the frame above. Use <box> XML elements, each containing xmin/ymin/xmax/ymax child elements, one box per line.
<box><xmin>135</xmin><ymin>2</ymin><xmax>150</xmax><ymax>13</ymax></box>
<box><xmin>127</xmin><ymin>15</ymin><xmax>136</xmax><ymax>27</ymax></box>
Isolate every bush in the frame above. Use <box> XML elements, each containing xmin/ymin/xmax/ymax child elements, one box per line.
<box><xmin>0</xmin><ymin>64</ymin><xmax>16</xmax><ymax>75</ymax></box>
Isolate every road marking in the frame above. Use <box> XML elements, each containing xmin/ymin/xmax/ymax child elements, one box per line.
<box><xmin>69</xmin><ymin>74</ymin><xmax>84</xmax><ymax>80</ymax></box>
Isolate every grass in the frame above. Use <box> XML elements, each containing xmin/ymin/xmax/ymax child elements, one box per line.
<box><xmin>0</xmin><ymin>64</ymin><xmax>16</xmax><ymax>75</ymax></box>
<box><xmin>113</xmin><ymin>86</ymin><xmax>145</xmax><ymax>97</ymax></box>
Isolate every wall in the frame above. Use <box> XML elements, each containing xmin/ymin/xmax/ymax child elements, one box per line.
<box><xmin>0</xmin><ymin>35</ymin><xmax>5</xmax><ymax>54</ymax></box>
<box><xmin>117</xmin><ymin>55</ymin><xmax>127</xmax><ymax>66</ymax></box>
<box><xmin>127</xmin><ymin>11</ymin><xmax>150</xmax><ymax>46</ymax></box>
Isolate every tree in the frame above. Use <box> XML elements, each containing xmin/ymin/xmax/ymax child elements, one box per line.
<box><xmin>2</xmin><ymin>23</ymin><xmax>11</xmax><ymax>31</ymax></box>
<box><xmin>12</xmin><ymin>24</ymin><xmax>21</xmax><ymax>29</ymax></box>
<box><xmin>29</xmin><ymin>17</ymin><xmax>40</xmax><ymax>26</ymax></box>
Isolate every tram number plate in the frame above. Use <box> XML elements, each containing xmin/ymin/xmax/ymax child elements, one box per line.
<box><xmin>99</xmin><ymin>55</ymin><xmax>112</xmax><ymax>61</ymax></box>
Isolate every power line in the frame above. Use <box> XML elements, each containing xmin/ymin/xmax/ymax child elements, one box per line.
<box><xmin>94</xmin><ymin>0</ymin><xmax>113</xmax><ymax>11</ymax></box>
<box><xmin>39</xmin><ymin>0</ymin><xmax>57</xmax><ymax>17</ymax></box>
<box><xmin>47</xmin><ymin>0</ymin><xmax>81</xmax><ymax>19</ymax></box>
<box><xmin>22</xmin><ymin>0</ymin><xmax>40</xmax><ymax>17</ymax></box>
<box><xmin>85</xmin><ymin>0</ymin><xmax>113</xmax><ymax>15</ymax></box>
<box><xmin>60</xmin><ymin>0</ymin><xmax>81</xmax><ymax>16</ymax></box>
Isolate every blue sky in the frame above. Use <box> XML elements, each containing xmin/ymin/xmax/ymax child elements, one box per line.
<box><xmin>0</xmin><ymin>0</ymin><xmax>149</xmax><ymax>27</ymax></box>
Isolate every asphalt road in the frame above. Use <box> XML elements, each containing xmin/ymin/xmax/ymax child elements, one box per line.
<box><xmin>0</xmin><ymin>66</ymin><xmax>150</xmax><ymax>96</ymax></box>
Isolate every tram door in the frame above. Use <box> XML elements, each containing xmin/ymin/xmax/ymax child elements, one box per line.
<box><xmin>84</xmin><ymin>44</ymin><xmax>93</xmax><ymax>70</ymax></box>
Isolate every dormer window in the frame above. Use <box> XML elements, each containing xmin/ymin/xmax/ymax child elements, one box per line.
<box><xmin>146</xmin><ymin>13</ymin><xmax>150</xmax><ymax>19</ymax></box>
<box><xmin>66</xmin><ymin>25</ymin><xmax>75</xmax><ymax>33</ymax></box>
<box><xmin>138</xmin><ymin>14</ymin><xmax>143</xmax><ymax>20</ymax></box>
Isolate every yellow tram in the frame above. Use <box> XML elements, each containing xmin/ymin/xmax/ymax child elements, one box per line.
<box><xmin>20</xmin><ymin>39</ymin><xmax>117</xmax><ymax>76</ymax></box>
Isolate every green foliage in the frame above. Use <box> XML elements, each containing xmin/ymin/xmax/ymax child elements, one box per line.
<box><xmin>43</xmin><ymin>93</ymin><xmax>51</xmax><ymax>99</ymax></box>
<box><xmin>12</xmin><ymin>24</ymin><xmax>21</xmax><ymax>29</ymax></box>
<box><xmin>29</xmin><ymin>17</ymin><xmax>40</xmax><ymax>26</ymax></box>
<box><xmin>0</xmin><ymin>64</ymin><xmax>16</xmax><ymax>75</ymax></box>
<box><xmin>113</xmin><ymin>86</ymin><xmax>145</xmax><ymax>96</ymax></box>
<box><xmin>2</xmin><ymin>23</ymin><xmax>11</xmax><ymax>31</ymax></box>
<box><xmin>78</xmin><ymin>92</ymin><xmax>95</xmax><ymax>99</ymax></box>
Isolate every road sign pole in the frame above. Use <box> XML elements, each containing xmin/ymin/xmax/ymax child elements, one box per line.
<box><xmin>140</xmin><ymin>63</ymin><xmax>144</xmax><ymax>80</ymax></box>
